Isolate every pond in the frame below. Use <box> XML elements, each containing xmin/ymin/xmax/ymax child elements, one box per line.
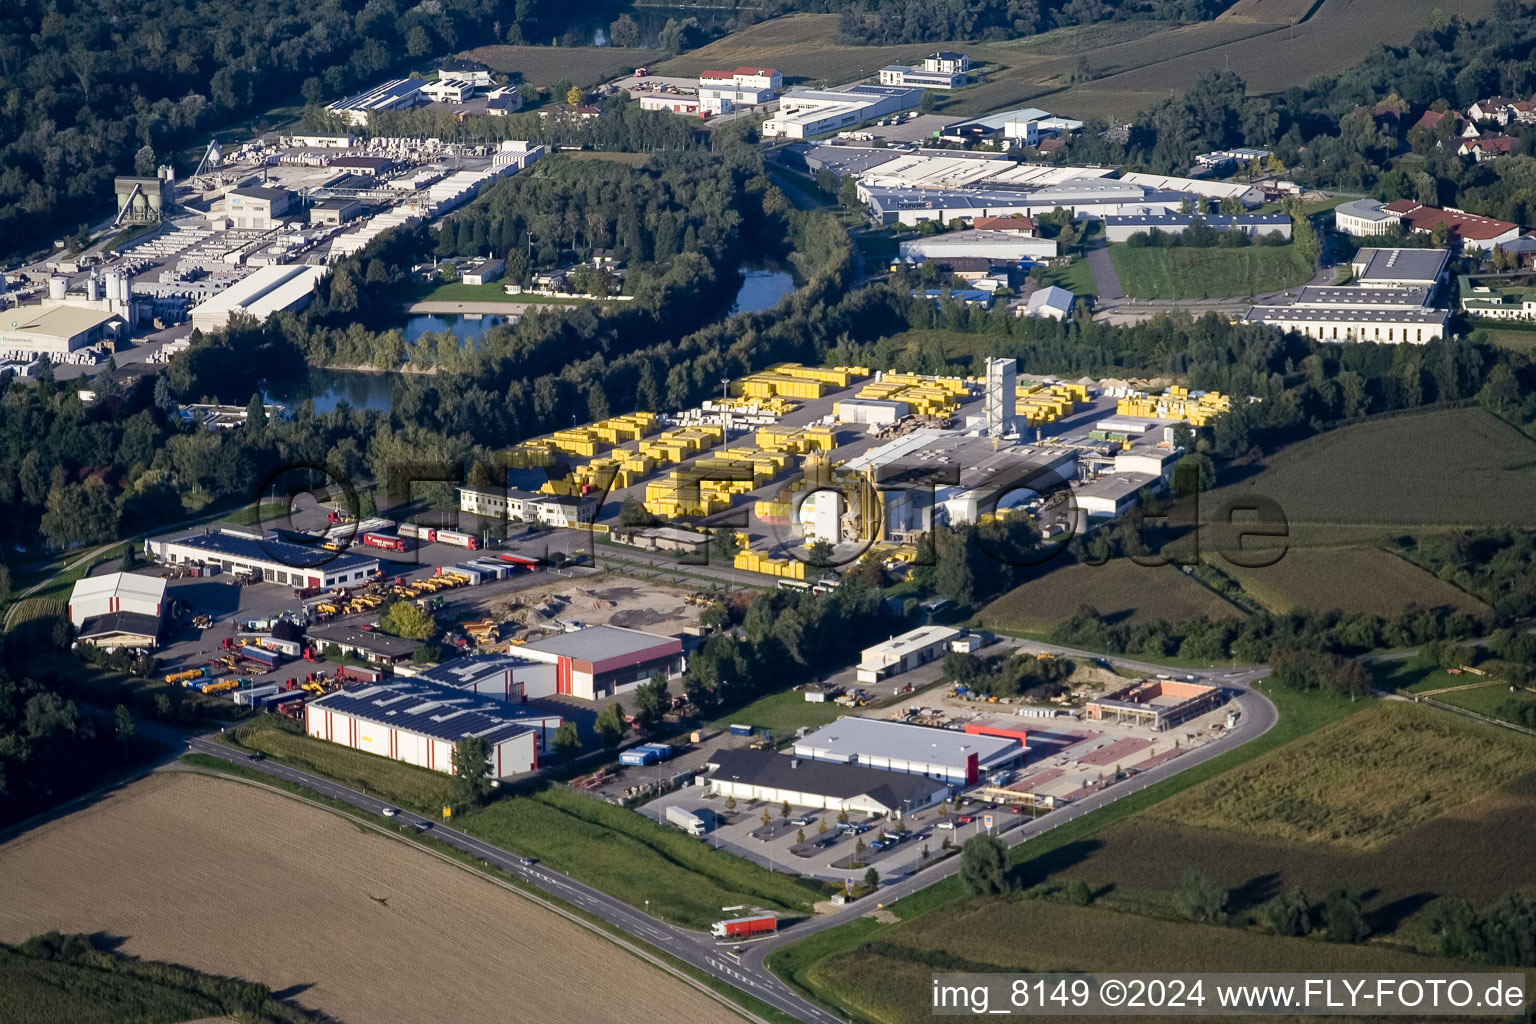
<box><xmin>262</xmin><ymin>368</ymin><xmax>396</xmax><ymax>414</ymax></box>
<box><xmin>732</xmin><ymin>264</ymin><xmax>796</xmax><ymax>314</ymax></box>
<box><xmin>402</xmin><ymin>313</ymin><xmax>513</xmax><ymax>344</ymax></box>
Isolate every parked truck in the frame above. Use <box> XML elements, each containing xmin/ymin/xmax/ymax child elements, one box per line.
<box><xmin>362</xmin><ymin>532</ymin><xmax>408</xmax><ymax>552</ymax></box>
<box><xmin>666</xmin><ymin>805</ymin><xmax>710</xmax><ymax>837</ymax></box>
<box><xmin>710</xmin><ymin>914</ymin><xmax>777</xmax><ymax>939</ymax></box>
<box><xmin>436</xmin><ymin>529</ymin><xmax>479</xmax><ymax>550</ymax></box>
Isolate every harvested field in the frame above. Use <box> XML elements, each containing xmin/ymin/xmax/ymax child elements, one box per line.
<box><xmin>0</xmin><ymin>773</ymin><xmax>742</xmax><ymax>1024</ymax></box>
<box><xmin>979</xmin><ymin>560</ymin><xmax>1245</xmax><ymax>633</ymax></box>
<box><xmin>464</xmin><ymin>45</ymin><xmax>652</xmax><ymax>87</ymax></box>
<box><xmin>1146</xmin><ymin>701</ymin><xmax>1536</xmax><ymax>849</ymax></box>
<box><xmin>1224</xmin><ymin>546</ymin><xmax>1490</xmax><ymax>617</ymax></box>
<box><xmin>1209</xmin><ymin>408</ymin><xmax>1536</xmax><ymax>549</ymax></box>
<box><xmin>808</xmin><ymin>898</ymin><xmax>1475</xmax><ymax>1024</ymax></box>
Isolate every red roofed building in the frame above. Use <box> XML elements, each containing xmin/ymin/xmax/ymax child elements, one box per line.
<box><xmin>971</xmin><ymin>215</ymin><xmax>1036</xmax><ymax>234</ymax></box>
<box><xmin>1459</xmin><ymin>135</ymin><xmax>1517</xmax><ymax>162</ymax></box>
<box><xmin>1383</xmin><ymin>199</ymin><xmax>1521</xmax><ymax>253</ymax></box>
<box><xmin>697</xmin><ymin>66</ymin><xmax>782</xmax><ymax>113</ymax></box>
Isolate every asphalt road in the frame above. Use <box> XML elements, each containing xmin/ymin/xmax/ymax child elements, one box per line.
<box><xmin>154</xmin><ymin>649</ymin><xmax>1275</xmax><ymax>1024</ymax></box>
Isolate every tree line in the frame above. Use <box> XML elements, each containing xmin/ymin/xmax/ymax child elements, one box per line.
<box><xmin>821</xmin><ymin>0</ymin><xmax>1234</xmax><ymax>46</ymax></box>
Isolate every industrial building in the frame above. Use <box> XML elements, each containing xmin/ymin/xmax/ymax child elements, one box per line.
<box><xmin>1381</xmin><ymin>200</ymin><xmax>1519</xmax><ymax>253</ymax></box>
<box><xmin>146</xmin><ymin>529</ymin><xmax>380</xmax><ymax>589</ymax></box>
<box><xmin>67</xmin><ymin>572</ymin><xmax>166</xmax><ymax>649</ymax></box>
<box><xmin>936</xmin><ymin>107</ymin><xmax>1083</xmax><ymax>147</ymax></box>
<box><xmin>114</xmin><ymin>175</ymin><xmax>169</xmax><ymax>223</ymax></box>
<box><xmin>306</xmin><ymin>623</ymin><xmax>420</xmax><ymax>665</ymax></box>
<box><xmin>897</xmin><ymin>229</ymin><xmax>1057</xmax><ymax>262</ymax></box>
<box><xmin>698</xmin><ymin>66</ymin><xmax>781</xmax><ymax>113</ymax></box>
<box><xmin>833</xmin><ymin>398</ymin><xmax>909</xmax><ymax>426</ymax></box>
<box><xmin>0</xmin><ymin>303</ymin><xmax>126</xmax><ymax>360</ymax></box>
<box><xmin>460</xmin><ymin>257</ymin><xmax>505</xmax><ymax>285</ymax></box>
<box><xmin>1116</xmin><ymin>173</ymin><xmax>1264</xmax><ymax>208</ymax></box>
<box><xmin>1085</xmin><ymin>679</ymin><xmax>1224</xmax><ymax>730</ymax></box>
<box><xmin>411</xmin><ymin>652</ymin><xmax>559</xmax><ymax>702</ymax></box>
<box><xmin>1240</xmin><ymin>304</ymin><xmax>1450</xmax><ymax>344</ymax></box>
<box><xmin>861</xmin><ymin>182</ymin><xmax>1188</xmax><ymax>227</ymax></box>
<box><xmin>327</xmin><ymin>78</ymin><xmax>429</xmax><ymax>126</ymax></box>
<box><xmin>190</xmin><ymin>265</ymin><xmax>328</xmax><ymax>332</ymax></box>
<box><xmin>1333</xmin><ymin>198</ymin><xmax>1401</xmax><ymax>236</ymax></box>
<box><xmin>1100</xmin><ymin>213</ymin><xmax>1291</xmax><ymax>243</ymax></box>
<box><xmin>858</xmin><ymin>625</ymin><xmax>963</xmax><ymax>684</ymax></box>
<box><xmin>878</xmin><ymin>51</ymin><xmax>970</xmax><ymax>90</ymax></box>
<box><xmin>309</xmin><ymin>199</ymin><xmax>365</xmax><ymax>226</ymax></box>
<box><xmin>1071</xmin><ymin>473</ymin><xmax>1158</xmax><ymax>517</ymax></box>
<box><xmin>1242</xmin><ymin>248</ymin><xmax>1452</xmax><ymax>343</ymax></box>
<box><xmin>516</xmin><ymin>625</ymin><xmax>684</xmax><ymax>700</ymax></box>
<box><xmin>436</xmin><ymin>58</ymin><xmax>494</xmax><ymax>87</ymax></box>
<box><xmin>705</xmin><ymin>748</ymin><xmax>950</xmax><ymax>816</ymax></box>
<box><xmin>1023</xmin><ymin>285</ymin><xmax>1075</xmax><ymax>320</ymax></box>
<box><xmin>1350</xmin><ymin>247</ymin><xmax>1451</xmax><ymax>290</ymax></box>
<box><xmin>791</xmin><ymin>717</ymin><xmax>1021</xmax><ymax>785</ymax></box>
<box><xmin>762</xmin><ymin>84</ymin><xmax>920</xmax><ymax>139</ymax></box>
<box><xmin>1460</xmin><ymin>276</ymin><xmax>1536</xmax><ymax>320</ymax></box>
<box><xmin>306</xmin><ymin>678</ymin><xmax>555</xmax><ymax>778</ymax></box>
<box><xmin>224</xmin><ymin>186</ymin><xmax>294</xmax><ymax>229</ymax></box>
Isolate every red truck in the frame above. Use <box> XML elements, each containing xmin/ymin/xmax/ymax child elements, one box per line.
<box><xmin>362</xmin><ymin>532</ymin><xmax>407</xmax><ymax>552</ymax></box>
<box><xmin>710</xmin><ymin>914</ymin><xmax>777</xmax><ymax>939</ymax></box>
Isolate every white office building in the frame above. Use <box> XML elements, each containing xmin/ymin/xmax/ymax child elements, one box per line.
<box><xmin>878</xmin><ymin>51</ymin><xmax>970</xmax><ymax>90</ymax></box>
<box><xmin>858</xmin><ymin>625</ymin><xmax>962</xmax><ymax>685</ymax></box>
<box><xmin>763</xmin><ymin>85</ymin><xmax>920</xmax><ymax>139</ymax></box>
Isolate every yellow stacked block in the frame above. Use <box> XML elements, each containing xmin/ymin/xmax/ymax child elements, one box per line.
<box><xmin>1114</xmin><ymin>389</ymin><xmax>1230</xmax><ymax>426</ymax></box>
<box><xmin>733</xmin><ymin>549</ymin><xmax>808</xmax><ymax>580</ymax></box>
<box><xmin>506</xmin><ymin>442</ymin><xmax>557</xmax><ymax>469</ymax></box>
<box><xmin>755</xmin><ymin>499</ymin><xmax>791</xmax><ymax>519</ymax></box>
<box><xmin>771</xmin><ymin>362</ymin><xmax>861</xmax><ymax>388</ymax></box>
<box><xmin>550</xmin><ymin>428</ymin><xmax>600</xmax><ymax>458</ymax></box>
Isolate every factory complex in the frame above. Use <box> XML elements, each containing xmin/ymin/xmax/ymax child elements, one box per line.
<box><xmin>1242</xmin><ymin>247</ymin><xmax>1454</xmax><ymax>344</ymax></box>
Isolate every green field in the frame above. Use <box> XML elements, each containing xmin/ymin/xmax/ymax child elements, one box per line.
<box><xmin>1148</xmin><ymin>701</ymin><xmax>1535</xmax><ymax>849</ymax></box>
<box><xmin>1471</xmin><ymin>323</ymin><xmax>1536</xmax><ymax>353</ymax></box>
<box><xmin>0</xmin><ymin>936</ymin><xmax>317</xmax><ymax>1024</ymax></box>
<box><xmin>463</xmin><ymin>44</ymin><xmax>653</xmax><ymax>87</ymax></box>
<box><xmin>980</xmin><ymin>560</ymin><xmax>1245</xmax><ymax>634</ymax></box>
<box><xmin>1108</xmin><ymin>243</ymin><xmax>1313</xmax><ymax>300</ymax></box>
<box><xmin>1208</xmin><ymin>407</ymin><xmax>1536</xmax><ymax>547</ymax></box>
<box><xmin>408</xmin><ymin>281</ymin><xmax>593</xmax><ymax>306</ymax></box>
<box><xmin>457</xmin><ymin>787</ymin><xmax>816</xmax><ymax>929</ymax></box>
<box><xmin>807</xmin><ymin>898</ymin><xmax>1475</xmax><ymax>1024</ymax></box>
<box><xmin>1223</xmin><ymin>546</ymin><xmax>1489</xmax><ymax>618</ymax></box>
<box><xmin>709</xmin><ymin>688</ymin><xmax>849</xmax><ymax>739</ymax></box>
<box><xmin>1034</xmin><ymin>259</ymin><xmax>1098</xmax><ymax>298</ymax></box>
<box><xmin>230</xmin><ymin>718</ymin><xmax>458</xmax><ymax>811</ymax></box>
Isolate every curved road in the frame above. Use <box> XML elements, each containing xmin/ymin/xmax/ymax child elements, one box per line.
<box><xmin>165</xmin><ymin>652</ymin><xmax>1275</xmax><ymax>1024</ymax></box>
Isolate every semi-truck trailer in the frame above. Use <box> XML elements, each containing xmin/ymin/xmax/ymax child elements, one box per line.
<box><xmin>436</xmin><ymin>529</ymin><xmax>479</xmax><ymax>550</ymax></box>
<box><xmin>665</xmin><ymin>805</ymin><xmax>709</xmax><ymax>836</ymax></box>
<box><xmin>710</xmin><ymin>914</ymin><xmax>777</xmax><ymax>939</ymax></box>
<box><xmin>398</xmin><ymin>523</ymin><xmax>436</xmax><ymax>542</ymax></box>
<box><xmin>362</xmin><ymin>532</ymin><xmax>408</xmax><ymax>552</ymax></box>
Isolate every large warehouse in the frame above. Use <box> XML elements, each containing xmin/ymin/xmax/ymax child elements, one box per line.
<box><xmin>858</xmin><ymin>625</ymin><xmax>962</xmax><ymax>685</ymax></box>
<box><xmin>705</xmin><ymin>749</ymin><xmax>949</xmax><ymax>817</ymax></box>
<box><xmin>190</xmin><ymin>265</ymin><xmax>328</xmax><ymax>333</ymax></box>
<box><xmin>0</xmin><ymin>303</ymin><xmax>126</xmax><ymax>359</ymax></box>
<box><xmin>516</xmin><ymin>625</ymin><xmax>684</xmax><ymax>700</ymax></box>
<box><xmin>791</xmin><ymin>718</ymin><xmax>1021</xmax><ymax>786</ymax></box>
<box><xmin>1086</xmin><ymin>679</ymin><xmax>1224</xmax><ymax>731</ymax></box>
<box><xmin>147</xmin><ymin>529</ymin><xmax>379</xmax><ymax>589</ymax></box>
<box><xmin>306</xmin><ymin>679</ymin><xmax>556</xmax><ymax>778</ymax></box>
<box><xmin>67</xmin><ymin>571</ymin><xmax>167</xmax><ymax>649</ymax></box>
<box><xmin>411</xmin><ymin>652</ymin><xmax>560</xmax><ymax>702</ymax></box>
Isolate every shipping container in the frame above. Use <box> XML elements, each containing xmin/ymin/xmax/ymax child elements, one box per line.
<box><xmin>451</xmin><ymin>564</ymin><xmax>486</xmax><ymax>585</ymax></box>
<box><xmin>363</xmin><ymin>532</ymin><xmax>408</xmax><ymax>552</ymax></box>
<box><xmin>710</xmin><ymin>914</ymin><xmax>777</xmax><ymax>939</ymax></box>
<box><xmin>729</xmin><ymin>723</ymin><xmax>753</xmax><ymax>737</ymax></box>
<box><xmin>468</xmin><ymin>559</ymin><xmax>512</xmax><ymax>579</ymax></box>
<box><xmin>636</xmin><ymin>743</ymin><xmax>674</xmax><ymax>761</ymax></box>
<box><xmin>620</xmin><ymin>748</ymin><xmax>660</xmax><ymax>766</ymax></box>
<box><xmin>240</xmin><ymin>646</ymin><xmax>280</xmax><ymax>668</ymax></box>
<box><xmin>234</xmin><ymin>684</ymin><xmax>281</xmax><ymax>706</ymax></box>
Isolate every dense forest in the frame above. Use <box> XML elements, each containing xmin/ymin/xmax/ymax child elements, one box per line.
<box><xmin>0</xmin><ymin>0</ymin><xmax>602</xmax><ymax>256</ymax></box>
<box><xmin>820</xmin><ymin>0</ymin><xmax>1235</xmax><ymax>45</ymax></box>
<box><xmin>1064</xmin><ymin>4</ymin><xmax>1536</xmax><ymax>223</ymax></box>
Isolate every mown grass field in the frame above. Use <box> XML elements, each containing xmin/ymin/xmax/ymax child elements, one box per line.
<box><xmin>1146</xmin><ymin>701</ymin><xmax>1535</xmax><ymax>849</ymax></box>
<box><xmin>1109</xmin><ymin>244</ymin><xmax>1313</xmax><ymax>300</ymax></box>
<box><xmin>408</xmin><ymin>281</ymin><xmax>588</xmax><ymax>305</ymax></box>
<box><xmin>457</xmin><ymin>787</ymin><xmax>816</xmax><ymax>929</ymax></box>
<box><xmin>1222</xmin><ymin>547</ymin><xmax>1489</xmax><ymax>617</ymax></box>
<box><xmin>709</xmin><ymin>688</ymin><xmax>848</xmax><ymax>738</ymax></box>
<box><xmin>1208</xmin><ymin>407</ymin><xmax>1536</xmax><ymax>548</ymax></box>
<box><xmin>464</xmin><ymin>44</ymin><xmax>653</xmax><ymax>87</ymax></box>
<box><xmin>979</xmin><ymin>560</ymin><xmax>1244</xmax><ymax>633</ymax></box>
<box><xmin>807</xmin><ymin>898</ymin><xmax>1476</xmax><ymax>1024</ymax></box>
<box><xmin>1471</xmin><ymin>323</ymin><xmax>1536</xmax><ymax>353</ymax></box>
<box><xmin>1034</xmin><ymin>259</ymin><xmax>1098</xmax><ymax>297</ymax></box>
<box><xmin>230</xmin><ymin>718</ymin><xmax>459</xmax><ymax>812</ymax></box>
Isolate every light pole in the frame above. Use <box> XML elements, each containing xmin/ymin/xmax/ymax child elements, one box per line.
<box><xmin>720</xmin><ymin>377</ymin><xmax>731</xmax><ymax>439</ymax></box>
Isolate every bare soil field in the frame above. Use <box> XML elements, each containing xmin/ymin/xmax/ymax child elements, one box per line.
<box><xmin>484</xmin><ymin>575</ymin><xmax>701</xmax><ymax>636</ymax></box>
<box><xmin>1224</xmin><ymin>546</ymin><xmax>1490</xmax><ymax>617</ymax></box>
<box><xmin>0</xmin><ymin>773</ymin><xmax>741</xmax><ymax>1024</ymax></box>
<box><xmin>979</xmin><ymin>560</ymin><xmax>1244</xmax><ymax>633</ymax></box>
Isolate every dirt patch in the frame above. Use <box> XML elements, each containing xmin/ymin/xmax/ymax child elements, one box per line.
<box><xmin>0</xmin><ymin>773</ymin><xmax>742</xmax><ymax>1024</ymax></box>
<box><xmin>486</xmin><ymin>575</ymin><xmax>700</xmax><ymax>638</ymax></box>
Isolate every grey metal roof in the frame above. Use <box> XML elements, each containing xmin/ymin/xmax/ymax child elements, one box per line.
<box><xmin>1075</xmin><ymin>472</ymin><xmax>1158</xmax><ymax>501</ymax></box>
<box><xmin>231</xmin><ymin>186</ymin><xmax>291</xmax><ymax>202</ymax></box>
<box><xmin>416</xmin><ymin>653</ymin><xmax>544</xmax><ymax>688</ymax></box>
<box><xmin>706</xmin><ymin>748</ymin><xmax>947</xmax><ymax>810</ymax></box>
<box><xmin>310</xmin><ymin>679</ymin><xmax>538</xmax><ymax>746</ymax></box>
<box><xmin>165</xmin><ymin>531</ymin><xmax>379</xmax><ymax>573</ymax></box>
<box><xmin>1243</xmin><ymin>305</ymin><xmax>1450</xmax><ymax>324</ymax></box>
<box><xmin>306</xmin><ymin>623</ymin><xmax>420</xmax><ymax>656</ymax></box>
<box><xmin>519</xmin><ymin>624</ymin><xmax>678</xmax><ymax>661</ymax></box>
<box><xmin>1354</xmin><ymin>247</ymin><xmax>1450</xmax><ymax>284</ymax></box>
<box><xmin>1334</xmin><ymin>198</ymin><xmax>1393</xmax><ymax>221</ymax></box>
<box><xmin>793</xmin><ymin>717</ymin><xmax>1018</xmax><ymax>771</ymax></box>
<box><xmin>1293</xmin><ymin>285</ymin><xmax>1430</xmax><ymax>307</ymax></box>
<box><xmin>75</xmin><ymin>611</ymin><xmax>162</xmax><ymax>640</ymax></box>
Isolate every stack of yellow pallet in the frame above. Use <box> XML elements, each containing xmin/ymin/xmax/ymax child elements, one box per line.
<box><xmin>643</xmin><ymin>471</ymin><xmax>733</xmax><ymax>518</ymax></box>
<box><xmin>754</xmin><ymin>424</ymin><xmax>836</xmax><ymax>454</ymax></box>
<box><xmin>1016</xmin><ymin>381</ymin><xmax>1086</xmax><ymax>428</ymax></box>
<box><xmin>1115</xmin><ymin>388</ymin><xmax>1230</xmax><ymax>426</ymax></box>
<box><xmin>637</xmin><ymin>425</ymin><xmax>723</xmax><ymax>466</ymax></box>
<box><xmin>855</xmin><ymin>373</ymin><xmax>967</xmax><ymax>417</ymax></box>
<box><xmin>754</xmin><ymin>497</ymin><xmax>791</xmax><ymax>521</ymax></box>
<box><xmin>505</xmin><ymin>442</ymin><xmax>558</xmax><ymax>469</ymax></box>
<box><xmin>550</xmin><ymin>427</ymin><xmax>600</xmax><ymax>458</ymax></box>
<box><xmin>591</xmin><ymin>412</ymin><xmax>658</xmax><ymax>445</ymax></box>
<box><xmin>768</xmin><ymin>363</ymin><xmax>869</xmax><ymax>389</ymax></box>
<box><xmin>736</xmin><ymin>372</ymin><xmax>827</xmax><ymax>401</ymax></box>
<box><xmin>734</xmin><ymin>547</ymin><xmax>808</xmax><ymax>580</ymax></box>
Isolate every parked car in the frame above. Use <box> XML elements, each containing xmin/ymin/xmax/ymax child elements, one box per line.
<box><xmin>935</xmin><ymin>821</ymin><xmax>956</xmax><ymax>830</ymax></box>
<box><xmin>247</xmin><ymin>752</ymin><xmax>265</xmax><ymax>761</ymax></box>
<box><xmin>868</xmin><ymin>840</ymin><xmax>887</xmax><ymax>851</ymax></box>
<box><xmin>956</xmin><ymin>815</ymin><xmax>974</xmax><ymax>824</ymax></box>
<box><xmin>789</xmin><ymin>817</ymin><xmax>813</xmax><ymax>827</ymax></box>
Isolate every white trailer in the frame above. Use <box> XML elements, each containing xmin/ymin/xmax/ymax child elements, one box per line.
<box><xmin>666</xmin><ymin>805</ymin><xmax>708</xmax><ymax>836</ymax></box>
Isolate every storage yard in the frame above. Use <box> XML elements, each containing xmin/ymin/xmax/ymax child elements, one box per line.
<box><xmin>0</xmin><ymin>773</ymin><xmax>746</xmax><ymax>1024</ymax></box>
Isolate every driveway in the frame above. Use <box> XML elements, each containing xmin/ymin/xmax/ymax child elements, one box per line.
<box><xmin>1085</xmin><ymin>239</ymin><xmax>1124</xmax><ymax>306</ymax></box>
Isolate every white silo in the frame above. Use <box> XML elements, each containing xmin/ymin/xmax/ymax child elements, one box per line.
<box><xmin>47</xmin><ymin>276</ymin><xmax>67</xmax><ymax>301</ymax></box>
<box><xmin>86</xmin><ymin>275</ymin><xmax>100</xmax><ymax>301</ymax></box>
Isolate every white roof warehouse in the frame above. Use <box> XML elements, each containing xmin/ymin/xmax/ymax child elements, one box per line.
<box><xmin>306</xmin><ymin>679</ymin><xmax>561</xmax><ymax>778</ymax></box>
<box><xmin>792</xmin><ymin>717</ymin><xmax>1021</xmax><ymax>786</ymax></box>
